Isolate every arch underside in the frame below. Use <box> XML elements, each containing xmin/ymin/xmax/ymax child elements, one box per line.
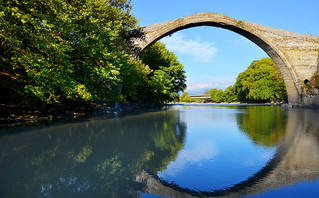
<box><xmin>131</xmin><ymin>19</ymin><xmax>301</xmax><ymax>105</ymax></box>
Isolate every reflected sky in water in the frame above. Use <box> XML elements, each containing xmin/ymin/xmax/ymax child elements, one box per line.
<box><xmin>158</xmin><ymin>105</ymin><xmax>278</xmax><ymax>191</ymax></box>
<box><xmin>1</xmin><ymin>105</ymin><xmax>319</xmax><ymax>198</ymax></box>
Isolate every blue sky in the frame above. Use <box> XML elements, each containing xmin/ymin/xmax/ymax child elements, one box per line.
<box><xmin>131</xmin><ymin>0</ymin><xmax>319</xmax><ymax>94</ymax></box>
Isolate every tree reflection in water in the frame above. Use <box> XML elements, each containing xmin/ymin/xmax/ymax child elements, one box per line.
<box><xmin>136</xmin><ymin>106</ymin><xmax>319</xmax><ymax>198</ymax></box>
<box><xmin>236</xmin><ymin>105</ymin><xmax>287</xmax><ymax>147</ymax></box>
<box><xmin>1</xmin><ymin>106</ymin><xmax>319</xmax><ymax>198</ymax></box>
<box><xmin>0</xmin><ymin>110</ymin><xmax>186</xmax><ymax>198</ymax></box>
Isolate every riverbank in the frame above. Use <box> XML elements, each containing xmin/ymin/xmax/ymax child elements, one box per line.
<box><xmin>0</xmin><ymin>101</ymin><xmax>287</xmax><ymax>127</ymax></box>
<box><xmin>0</xmin><ymin>103</ymin><xmax>121</xmax><ymax>127</ymax></box>
<box><xmin>0</xmin><ymin>101</ymin><xmax>166</xmax><ymax>127</ymax></box>
<box><xmin>168</xmin><ymin>102</ymin><xmax>286</xmax><ymax>106</ymax></box>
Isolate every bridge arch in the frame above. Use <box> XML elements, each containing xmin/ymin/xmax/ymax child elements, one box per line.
<box><xmin>127</xmin><ymin>13</ymin><xmax>319</xmax><ymax>107</ymax></box>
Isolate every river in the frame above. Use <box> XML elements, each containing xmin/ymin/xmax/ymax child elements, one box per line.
<box><xmin>0</xmin><ymin>105</ymin><xmax>319</xmax><ymax>197</ymax></box>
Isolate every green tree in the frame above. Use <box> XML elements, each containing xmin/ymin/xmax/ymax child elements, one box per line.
<box><xmin>121</xmin><ymin>58</ymin><xmax>151</xmax><ymax>102</ymax></box>
<box><xmin>209</xmin><ymin>88</ymin><xmax>225</xmax><ymax>103</ymax></box>
<box><xmin>180</xmin><ymin>92</ymin><xmax>192</xmax><ymax>103</ymax></box>
<box><xmin>0</xmin><ymin>0</ymin><xmax>142</xmax><ymax>108</ymax></box>
<box><xmin>137</xmin><ymin>41</ymin><xmax>187</xmax><ymax>106</ymax></box>
<box><xmin>235</xmin><ymin>57</ymin><xmax>287</xmax><ymax>102</ymax></box>
<box><xmin>224</xmin><ymin>85</ymin><xmax>238</xmax><ymax>103</ymax></box>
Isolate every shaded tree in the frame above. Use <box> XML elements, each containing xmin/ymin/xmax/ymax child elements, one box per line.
<box><xmin>136</xmin><ymin>41</ymin><xmax>187</xmax><ymax>106</ymax></box>
<box><xmin>0</xmin><ymin>0</ymin><xmax>142</xmax><ymax>107</ymax></box>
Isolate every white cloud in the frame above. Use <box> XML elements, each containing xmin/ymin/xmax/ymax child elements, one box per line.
<box><xmin>158</xmin><ymin>140</ymin><xmax>219</xmax><ymax>177</ymax></box>
<box><xmin>162</xmin><ymin>32</ymin><xmax>218</xmax><ymax>63</ymax></box>
<box><xmin>185</xmin><ymin>82</ymin><xmax>231</xmax><ymax>94</ymax></box>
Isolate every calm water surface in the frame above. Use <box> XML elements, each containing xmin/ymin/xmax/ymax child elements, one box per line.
<box><xmin>1</xmin><ymin>105</ymin><xmax>319</xmax><ymax>197</ymax></box>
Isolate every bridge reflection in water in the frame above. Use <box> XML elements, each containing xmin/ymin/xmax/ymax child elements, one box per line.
<box><xmin>136</xmin><ymin>109</ymin><xmax>319</xmax><ymax>198</ymax></box>
<box><xmin>0</xmin><ymin>106</ymin><xmax>319</xmax><ymax>197</ymax></box>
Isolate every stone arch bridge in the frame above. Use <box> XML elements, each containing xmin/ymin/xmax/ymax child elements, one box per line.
<box><xmin>126</xmin><ymin>13</ymin><xmax>319</xmax><ymax>107</ymax></box>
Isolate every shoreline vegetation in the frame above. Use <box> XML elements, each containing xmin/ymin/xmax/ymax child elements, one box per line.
<box><xmin>0</xmin><ymin>0</ymin><xmax>186</xmax><ymax>125</ymax></box>
<box><xmin>180</xmin><ymin>58</ymin><xmax>288</xmax><ymax>105</ymax></box>
<box><xmin>0</xmin><ymin>1</ymin><xmax>288</xmax><ymax>126</ymax></box>
<box><xmin>168</xmin><ymin>102</ymin><xmax>286</xmax><ymax>106</ymax></box>
<box><xmin>0</xmin><ymin>102</ymin><xmax>286</xmax><ymax>127</ymax></box>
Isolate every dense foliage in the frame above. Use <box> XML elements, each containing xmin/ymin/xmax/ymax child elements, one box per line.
<box><xmin>136</xmin><ymin>41</ymin><xmax>186</xmax><ymax>106</ymax></box>
<box><xmin>0</xmin><ymin>0</ymin><xmax>186</xmax><ymax>112</ymax></box>
<box><xmin>209</xmin><ymin>88</ymin><xmax>225</xmax><ymax>103</ymax></box>
<box><xmin>235</xmin><ymin>57</ymin><xmax>287</xmax><ymax>102</ymax></box>
<box><xmin>1</xmin><ymin>0</ymin><xmax>137</xmax><ymax>104</ymax></box>
<box><xmin>203</xmin><ymin>58</ymin><xmax>287</xmax><ymax>103</ymax></box>
<box><xmin>180</xmin><ymin>92</ymin><xmax>192</xmax><ymax>102</ymax></box>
